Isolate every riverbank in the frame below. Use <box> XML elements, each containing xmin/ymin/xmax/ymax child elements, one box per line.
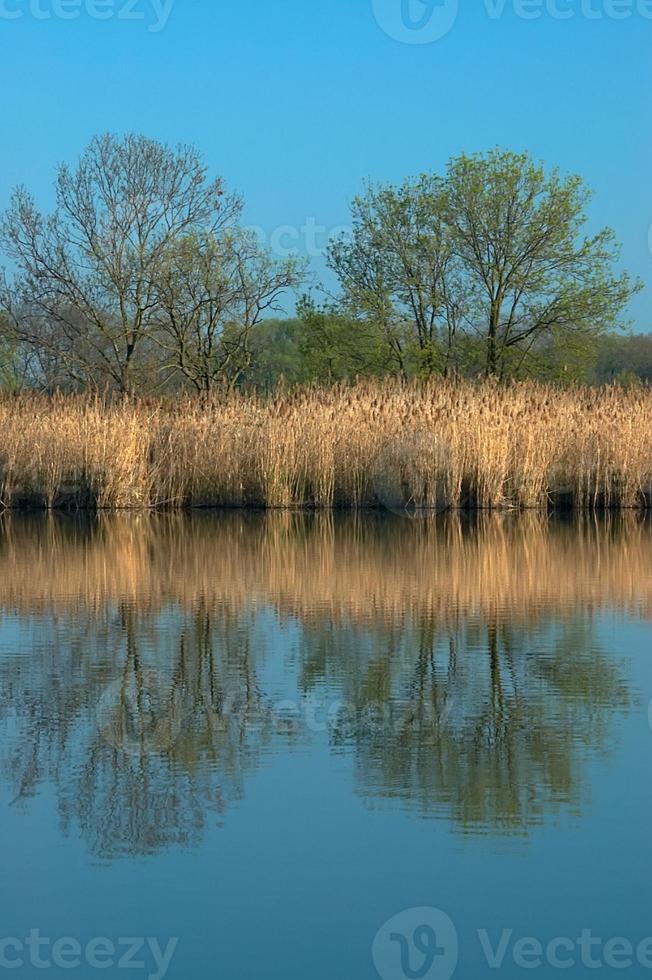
<box><xmin>1</xmin><ymin>380</ymin><xmax>651</xmax><ymax>511</ymax></box>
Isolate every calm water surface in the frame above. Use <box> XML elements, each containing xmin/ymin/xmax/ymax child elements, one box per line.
<box><xmin>1</xmin><ymin>513</ymin><xmax>651</xmax><ymax>979</ymax></box>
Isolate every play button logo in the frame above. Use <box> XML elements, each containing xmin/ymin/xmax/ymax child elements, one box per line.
<box><xmin>373</xmin><ymin>908</ymin><xmax>459</xmax><ymax>980</ymax></box>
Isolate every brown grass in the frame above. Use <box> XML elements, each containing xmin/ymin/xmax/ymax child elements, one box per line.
<box><xmin>1</xmin><ymin>379</ymin><xmax>652</xmax><ymax>511</ymax></box>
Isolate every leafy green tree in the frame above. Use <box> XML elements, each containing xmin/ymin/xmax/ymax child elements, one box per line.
<box><xmin>443</xmin><ymin>149</ymin><xmax>638</xmax><ymax>377</ymax></box>
<box><xmin>0</xmin><ymin>313</ymin><xmax>28</xmax><ymax>391</ymax></box>
<box><xmin>238</xmin><ymin>300</ymin><xmax>401</xmax><ymax>390</ymax></box>
<box><xmin>294</xmin><ymin>296</ymin><xmax>398</xmax><ymax>383</ymax></box>
<box><xmin>329</xmin><ymin>150</ymin><xmax>640</xmax><ymax>380</ymax></box>
<box><xmin>328</xmin><ymin>175</ymin><xmax>462</xmax><ymax>377</ymax></box>
<box><xmin>236</xmin><ymin>318</ymin><xmax>306</xmax><ymax>390</ymax></box>
<box><xmin>0</xmin><ymin>339</ymin><xmax>24</xmax><ymax>391</ymax></box>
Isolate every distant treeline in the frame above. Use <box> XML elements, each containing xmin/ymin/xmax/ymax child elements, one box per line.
<box><xmin>0</xmin><ymin>134</ymin><xmax>646</xmax><ymax>394</ymax></box>
<box><xmin>228</xmin><ymin>314</ymin><xmax>652</xmax><ymax>391</ymax></box>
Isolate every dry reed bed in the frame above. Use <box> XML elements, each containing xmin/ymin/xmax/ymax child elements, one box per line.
<box><xmin>1</xmin><ymin>512</ymin><xmax>652</xmax><ymax>624</ymax></box>
<box><xmin>1</xmin><ymin>381</ymin><xmax>652</xmax><ymax>511</ymax></box>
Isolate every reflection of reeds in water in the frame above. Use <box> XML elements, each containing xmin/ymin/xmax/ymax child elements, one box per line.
<box><xmin>2</xmin><ymin>381</ymin><xmax>652</xmax><ymax>511</ymax></box>
<box><xmin>1</xmin><ymin>511</ymin><xmax>652</xmax><ymax>622</ymax></box>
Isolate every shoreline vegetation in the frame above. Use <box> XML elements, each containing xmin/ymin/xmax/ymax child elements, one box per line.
<box><xmin>2</xmin><ymin>379</ymin><xmax>652</xmax><ymax>512</ymax></box>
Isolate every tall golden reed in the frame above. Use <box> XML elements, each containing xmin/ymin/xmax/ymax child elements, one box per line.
<box><xmin>1</xmin><ymin>379</ymin><xmax>651</xmax><ymax>510</ymax></box>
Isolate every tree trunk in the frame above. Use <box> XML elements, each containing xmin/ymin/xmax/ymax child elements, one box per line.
<box><xmin>486</xmin><ymin>301</ymin><xmax>499</xmax><ymax>377</ymax></box>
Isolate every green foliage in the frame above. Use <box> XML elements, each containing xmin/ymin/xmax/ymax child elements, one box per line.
<box><xmin>236</xmin><ymin>318</ymin><xmax>306</xmax><ymax>390</ymax></box>
<box><xmin>294</xmin><ymin>297</ymin><xmax>398</xmax><ymax>382</ymax></box>
<box><xmin>238</xmin><ymin>298</ymin><xmax>401</xmax><ymax>389</ymax></box>
<box><xmin>0</xmin><ymin>314</ymin><xmax>25</xmax><ymax>392</ymax></box>
<box><xmin>328</xmin><ymin>148</ymin><xmax>641</xmax><ymax>380</ymax></box>
<box><xmin>234</xmin><ymin>317</ymin><xmax>652</xmax><ymax>391</ymax></box>
<box><xmin>593</xmin><ymin>333</ymin><xmax>652</xmax><ymax>384</ymax></box>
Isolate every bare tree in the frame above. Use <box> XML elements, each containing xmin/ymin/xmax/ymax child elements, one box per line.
<box><xmin>154</xmin><ymin>229</ymin><xmax>306</xmax><ymax>392</ymax></box>
<box><xmin>1</xmin><ymin>133</ymin><xmax>238</xmax><ymax>393</ymax></box>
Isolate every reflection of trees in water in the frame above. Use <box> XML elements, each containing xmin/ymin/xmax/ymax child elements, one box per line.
<box><xmin>0</xmin><ymin>603</ymin><xmax>634</xmax><ymax>852</ymax></box>
<box><xmin>299</xmin><ymin>614</ymin><xmax>631</xmax><ymax>835</ymax></box>
<box><xmin>0</xmin><ymin>600</ymin><xmax>288</xmax><ymax>858</ymax></box>
<box><xmin>0</xmin><ymin>513</ymin><xmax>638</xmax><ymax>854</ymax></box>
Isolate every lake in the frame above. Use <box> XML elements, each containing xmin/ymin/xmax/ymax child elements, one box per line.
<box><xmin>0</xmin><ymin>512</ymin><xmax>651</xmax><ymax>979</ymax></box>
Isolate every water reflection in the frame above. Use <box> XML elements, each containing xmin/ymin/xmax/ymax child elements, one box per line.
<box><xmin>0</xmin><ymin>513</ymin><xmax>643</xmax><ymax>856</ymax></box>
<box><xmin>320</xmin><ymin>617</ymin><xmax>628</xmax><ymax>833</ymax></box>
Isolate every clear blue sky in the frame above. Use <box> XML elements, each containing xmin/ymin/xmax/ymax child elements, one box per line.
<box><xmin>0</xmin><ymin>0</ymin><xmax>650</xmax><ymax>326</ymax></box>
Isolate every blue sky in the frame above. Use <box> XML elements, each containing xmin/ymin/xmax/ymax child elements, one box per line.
<box><xmin>0</xmin><ymin>0</ymin><xmax>650</xmax><ymax>326</ymax></box>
